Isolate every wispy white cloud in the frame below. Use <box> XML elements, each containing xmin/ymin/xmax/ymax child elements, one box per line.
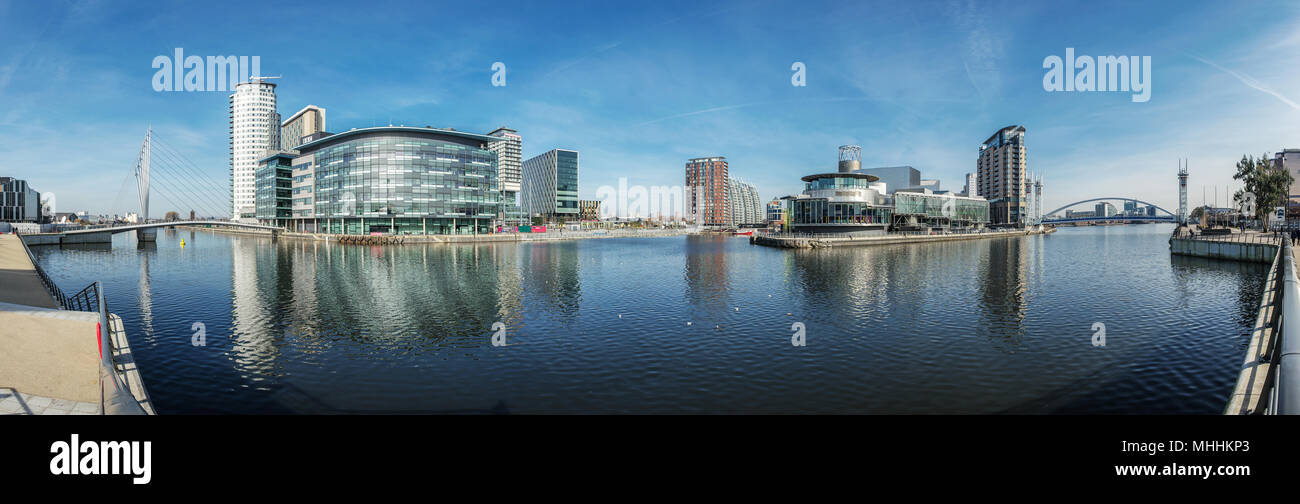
<box><xmin>1187</xmin><ymin>52</ymin><xmax>1300</xmax><ymax>111</ymax></box>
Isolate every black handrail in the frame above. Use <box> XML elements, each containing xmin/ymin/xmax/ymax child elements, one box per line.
<box><xmin>89</xmin><ymin>282</ymin><xmax>147</xmax><ymax>415</ymax></box>
<box><xmin>20</xmin><ymin>239</ymin><xmax>69</xmax><ymax>308</ymax></box>
<box><xmin>63</xmin><ymin>283</ymin><xmax>99</xmax><ymax>312</ymax></box>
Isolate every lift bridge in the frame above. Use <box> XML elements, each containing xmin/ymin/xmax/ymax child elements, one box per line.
<box><xmin>1040</xmin><ymin>197</ymin><xmax>1178</xmax><ymax>224</ymax></box>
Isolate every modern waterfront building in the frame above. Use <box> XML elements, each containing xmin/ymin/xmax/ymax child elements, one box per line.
<box><xmin>726</xmin><ymin>177</ymin><xmax>763</xmax><ymax>226</ymax></box>
<box><xmin>487</xmin><ymin>127</ymin><xmax>526</xmax><ymax>226</ymax></box>
<box><xmin>230</xmin><ymin>78</ymin><xmax>280</xmax><ymax>220</ymax></box>
<box><xmin>290</xmin><ymin>153</ymin><xmax>316</xmax><ymax>221</ymax></box>
<box><xmin>255</xmin><ymin>126</ymin><xmax>502</xmax><ymax>235</ymax></box>
<box><xmin>786</xmin><ymin>146</ymin><xmax>893</xmax><ymax>235</ymax></box>
<box><xmin>787</xmin><ymin>172</ymin><xmax>890</xmax><ymax>235</ymax></box>
<box><xmin>579</xmin><ymin>199</ymin><xmax>601</xmax><ymax>221</ymax></box>
<box><xmin>487</xmin><ymin>127</ymin><xmax>522</xmax><ymax>198</ymax></box>
<box><xmin>280</xmin><ymin>105</ymin><xmax>326</xmax><ymax>151</ymax></box>
<box><xmin>0</xmin><ymin>177</ymin><xmax>40</xmax><ymax>222</ymax></box>
<box><xmin>891</xmin><ymin>189</ymin><xmax>989</xmax><ymax>230</ymax></box>
<box><xmin>521</xmin><ymin>149</ymin><xmax>579</xmax><ymax>222</ymax></box>
<box><xmin>686</xmin><ymin>157</ymin><xmax>728</xmax><ymax>226</ymax></box>
<box><xmin>782</xmin><ymin>145</ymin><xmax>989</xmax><ymax>234</ymax></box>
<box><xmin>977</xmin><ymin>125</ymin><xmax>1027</xmax><ymax>226</ymax></box>
<box><xmin>254</xmin><ymin>153</ymin><xmax>294</xmax><ymax>227</ymax></box>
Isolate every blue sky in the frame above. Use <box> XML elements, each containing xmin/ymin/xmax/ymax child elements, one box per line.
<box><xmin>2</xmin><ymin>0</ymin><xmax>1299</xmax><ymax>217</ymax></box>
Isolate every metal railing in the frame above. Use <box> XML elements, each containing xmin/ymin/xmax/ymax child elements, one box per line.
<box><xmin>760</xmin><ymin>232</ymin><xmax>852</xmax><ymax>240</ymax></box>
<box><xmin>59</xmin><ymin>281</ymin><xmax>146</xmax><ymax>415</ymax></box>
<box><xmin>16</xmin><ymin>240</ymin><xmax>147</xmax><ymax>414</ymax></box>
<box><xmin>1275</xmin><ymin>239</ymin><xmax>1300</xmax><ymax>414</ymax></box>
<box><xmin>20</xmin><ymin>239</ymin><xmax>70</xmax><ymax>308</ymax></box>
<box><xmin>1178</xmin><ymin>230</ymin><xmax>1282</xmax><ymax>245</ymax></box>
<box><xmin>761</xmin><ymin>228</ymin><xmax>1008</xmax><ymax>241</ymax></box>
<box><xmin>63</xmin><ymin>282</ymin><xmax>99</xmax><ymax>312</ymax></box>
<box><xmin>90</xmin><ymin>282</ymin><xmax>147</xmax><ymax>415</ymax></box>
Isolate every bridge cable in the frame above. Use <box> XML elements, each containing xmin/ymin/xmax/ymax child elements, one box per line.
<box><xmin>147</xmin><ymin>158</ymin><xmax>230</xmax><ymax>217</ymax></box>
<box><xmin>147</xmin><ymin>140</ymin><xmax>232</xmax><ymax>211</ymax></box>
<box><xmin>149</xmin><ymin>135</ymin><xmax>232</xmax><ymax>200</ymax></box>
<box><xmin>144</xmin><ymin>162</ymin><xmax>228</xmax><ymax>218</ymax></box>
<box><xmin>147</xmin><ymin>170</ymin><xmax>226</xmax><ymax>219</ymax></box>
<box><xmin>145</xmin><ymin>147</ymin><xmax>234</xmax><ymax>217</ymax></box>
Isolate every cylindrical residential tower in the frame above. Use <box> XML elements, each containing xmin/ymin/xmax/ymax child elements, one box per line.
<box><xmin>229</xmin><ymin>78</ymin><xmax>278</xmax><ymax>220</ymax></box>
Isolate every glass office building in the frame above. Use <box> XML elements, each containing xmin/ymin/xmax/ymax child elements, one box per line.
<box><xmin>892</xmin><ymin>190</ymin><xmax>990</xmax><ymax>230</ymax></box>
<box><xmin>254</xmin><ymin>153</ymin><xmax>294</xmax><ymax>227</ymax></box>
<box><xmin>257</xmin><ymin>126</ymin><xmax>502</xmax><ymax>235</ymax></box>
<box><xmin>521</xmin><ymin>149</ymin><xmax>579</xmax><ymax>222</ymax></box>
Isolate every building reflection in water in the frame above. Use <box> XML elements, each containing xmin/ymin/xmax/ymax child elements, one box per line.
<box><xmin>229</xmin><ymin>234</ymin><xmax>281</xmax><ymax>383</ymax></box>
<box><xmin>683</xmin><ymin>236</ymin><xmax>730</xmax><ymax>307</ymax></box>
<box><xmin>780</xmin><ymin>235</ymin><xmax>1033</xmax><ymax>353</ymax></box>
<box><xmin>520</xmin><ymin>242</ymin><xmax>581</xmax><ymax>327</ymax></box>
<box><xmin>976</xmin><ymin>237</ymin><xmax>1030</xmax><ymax>353</ymax></box>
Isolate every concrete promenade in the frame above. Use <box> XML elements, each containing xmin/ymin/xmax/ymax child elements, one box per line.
<box><xmin>0</xmin><ymin>233</ymin><xmax>153</xmax><ymax>415</ymax></box>
<box><xmin>0</xmin><ymin>233</ymin><xmax>59</xmax><ymax>308</ymax></box>
<box><xmin>1169</xmin><ymin>228</ymin><xmax>1280</xmax><ymax>264</ymax></box>
<box><xmin>751</xmin><ymin>227</ymin><xmax>1056</xmax><ymax>249</ymax></box>
<box><xmin>175</xmin><ymin>225</ymin><xmax>694</xmax><ymax>244</ymax></box>
<box><xmin>1224</xmin><ymin>241</ymin><xmax>1287</xmax><ymax>414</ymax></box>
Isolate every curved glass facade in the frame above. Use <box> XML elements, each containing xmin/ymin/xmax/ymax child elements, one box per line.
<box><xmin>789</xmin><ymin>199</ymin><xmax>891</xmax><ymax>225</ymax></box>
<box><xmin>264</xmin><ymin>128</ymin><xmax>503</xmax><ymax>235</ymax></box>
<box><xmin>804</xmin><ymin>176</ymin><xmax>874</xmax><ymax>191</ymax></box>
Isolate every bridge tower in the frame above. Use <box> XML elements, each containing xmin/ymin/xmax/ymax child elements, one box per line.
<box><xmin>1178</xmin><ymin>159</ymin><xmax>1189</xmax><ymax>225</ymax></box>
<box><xmin>134</xmin><ymin>128</ymin><xmax>156</xmax><ymax>242</ymax></box>
<box><xmin>1034</xmin><ymin>175</ymin><xmax>1043</xmax><ymax>226</ymax></box>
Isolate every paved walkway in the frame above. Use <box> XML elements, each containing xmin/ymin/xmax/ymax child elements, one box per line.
<box><xmin>0</xmin><ymin>387</ymin><xmax>97</xmax><ymax>415</ymax></box>
<box><xmin>0</xmin><ymin>234</ymin><xmax>58</xmax><ymax>308</ymax></box>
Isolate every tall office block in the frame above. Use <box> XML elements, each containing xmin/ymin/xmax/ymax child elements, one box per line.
<box><xmin>281</xmin><ymin>105</ymin><xmax>326</xmax><ymax>151</ymax></box>
<box><xmin>521</xmin><ymin>149</ymin><xmax>579</xmax><ymax>222</ymax></box>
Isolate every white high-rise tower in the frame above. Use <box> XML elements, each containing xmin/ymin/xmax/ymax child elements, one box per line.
<box><xmin>229</xmin><ymin>77</ymin><xmax>279</xmax><ymax>220</ymax></box>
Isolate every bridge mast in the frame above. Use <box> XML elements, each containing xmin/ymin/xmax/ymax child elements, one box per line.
<box><xmin>1178</xmin><ymin>159</ymin><xmax>1189</xmax><ymax>225</ymax></box>
<box><xmin>134</xmin><ymin>128</ymin><xmax>151</xmax><ymax>220</ymax></box>
<box><xmin>134</xmin><ymin>128</ymin><xmax>156</xmax><ymax>242</ymax></box>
